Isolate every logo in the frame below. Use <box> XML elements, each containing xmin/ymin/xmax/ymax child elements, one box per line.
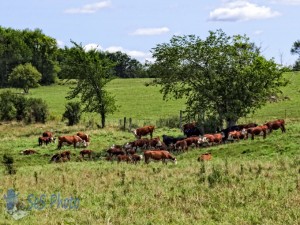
<box><xmin>3</xmin><ymin>188</ymin><xmax>80</xmax><ymax>220</ymax></box>
<box><xmin>3</xmin><ymin>189</ymin><xmax>28</xmax><ymax>220</ymax></box>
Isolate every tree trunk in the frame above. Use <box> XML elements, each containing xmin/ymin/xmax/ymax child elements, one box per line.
<box><xmin>226</xmin><ymin>119</ymin><xmax>237</xmax><ymax>128</ymax></box>
<box><xmin>101</xmin><ymin>112</ymin><xmax>106</xmax><ymax>128</ymax></box>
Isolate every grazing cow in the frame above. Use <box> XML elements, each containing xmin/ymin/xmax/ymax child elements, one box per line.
<box><xmin>264</xmin><ymin>119</ymin><xmax>286</xmax><ymax>133</ymax></box>
<box><xmin>174</xmin><ymin>139</ymin><xmax>188</xmax><ymax>152</ymax></box>
<box><xmin>77</xmin><ymin>132</ymin><xmax>90</xmax><ymax>145</ymax></box>
<box><xmin>117</xmin><ymin>155</ymin><xmax>132</xmax><ymax>163</ymax></box>
<box><xmin>57</xmin><ymin>135</ymin><xmax>86</xmax><ymax>149</ymax></box>
<box><xmin>148</xmin><ymin>137</ymin><xmax>163</xmax><ymax>149</ymax></box>
<box><xmin>162</xmin><ymin>134</ymin><xmax>186</xmax><ymax>147</ymax></box>
<box><xmin>227</xmin><ymin>129</ymin><xmax>248</xmax><ymax>142</ymax></box>
<box><xmin>42</xmin><ymin>131</ymin><xmax>56</xmax><ymax>143</ymax></box>
<box><xmin>185</xmin><ymin>136</ymin><xmax>200</xmax><ymax>148</ymax></box>
<box><xmin>107</xmin><ymin>146</ymin><xmax>126</xmax><ymax>157</ymax></box>
<box><xmin>38</xmin><ymin>136</ymin><xmax>51</xmax><ymax>146</ymax></box>
<box><xmin>132</xmin><ymin>125</ymin><xmax>155</xmax><ymax>139</ymax></box>
<box><xmin>131</xmin><ymin>154</ymin><xmax>143</xmax><ymax>164</ymax></box>
<box><xmin>212</xmin><ymin>133</ymin><xmax>223</xmax><ymax>145</ymax></box>
<box><xmin>198</xmin><ymin>153</ymin><xmax>212</xmax><ymax>161</ymax></box>
<box><xmin>198</xmin><ymin>134</ymin><xmax>215</xmax><ymax>147</ymax></box>
<box><xmin>80</xmin><ymin>149</ymin><xmax>93</xmax><ymax>159</ymax></box>
<box><xmin>20</xmin><ymin>149</ymin><xmax>38</xmax><ymax>155</ymax></box>
<box><xmin>183</xmin><ymin>122</ymin><xmax>202</xmax><ymax>137</ymax></box>
<box><xmin>220</xmin><ymin>123</ymin><xmax>257</xmax><ymax>142</ymax></box>
<box><xmin>125</xmin><ymin>138</ymin><xmax>150</xmax><ymax>150</ymax></box>
<box><xmin>144</xmin><ymin>150</ymin><xmax>177</xmax><ymax>164</ymax></box>
<box><xmin>247</xmin><ymin>125</ymin><xmax>268</xmax><ymax>140</ymax></box>
<box><xmin>49</xmin><ymin>151</ymin><xmax>70</xmax><ymax>163</ymax></box>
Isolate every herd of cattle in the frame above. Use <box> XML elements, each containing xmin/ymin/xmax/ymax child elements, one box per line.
<box><xmin>21</xmin><ymin>119</ymin><xmax>286</xmax><ymax>164</ymax></box>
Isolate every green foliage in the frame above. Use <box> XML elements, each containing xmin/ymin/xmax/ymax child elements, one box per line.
<box><xmin>8</xmin><ymin>63</ymin><xmax>42</xmax><ymax>93</ymax></box>
<box><xmin>0</xmin><ymin>90</ymin><xmax>17</xmax><ymax>120</ymax></box>
<box><xmin>60</xmin><ymin>41</ymin><xmax>117</xmax><ymax>128</ymax></box>
<box><xmin>150</xmin><ymin>29</ymin><xmax>287</xmax><ymax>127</ymax></box>
<box><xmin>62</xmin><ymin>101</ymin><xmax>82</xmax><ymax>126</ymax></box>
<box><xmin>0</xmin><ymin>27</ymin><xmax>58</xmax><ymax>87</ymax></box>
<box><xmin>24</xmin><ymin>98</ymin><xmax>49</xmax><ymax>123</ymax></box>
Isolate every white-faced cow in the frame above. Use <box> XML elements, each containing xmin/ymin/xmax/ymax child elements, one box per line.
<box><xmin>132</xmin><ymin>125</ymin><xmax>155</xmax><ymax>139</ymax></box>
<box><xmin>57</xmin><ymin>135</ymin><xmax>87</xmax><ymax>149</ymax></box>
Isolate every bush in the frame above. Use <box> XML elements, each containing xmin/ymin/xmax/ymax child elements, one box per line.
<box><xmin>2</xmin><ymin>154</ymin><xmax>16</xmax><ymax>175</ymax></box>
<box><xmin>24</xmin><ymin>98</ymin><xmax>49</xmax><ymax>123</ymax></box>
<box><xmin>62</xmin><ymin>102</ymin><xmax>82</xmax><ymax>126</ymax></box>
<box><xmin>0</xmin><ymin>91</ymin><xmax>17</xmax><ymax>121</ymax></box>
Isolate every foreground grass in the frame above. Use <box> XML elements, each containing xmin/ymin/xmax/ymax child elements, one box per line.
<box><xmin>0</xmin><ymin>122</ymin><xmax>299</xmax><ymax>224</ymax></box>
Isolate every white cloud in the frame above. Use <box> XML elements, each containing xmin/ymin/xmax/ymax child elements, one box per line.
<box><xmin>64</xmin><ymin>1</ymin><xmax>111</xmax><ymax>14</ymax></box>
<box><xmin>84</xmin><ymin>43</ymin><xmax>103</xmax><ymax>52</ymax></box>
<box><xmin>105</xmin><ymin>46</ymin><xmax>152</xmax><ymax>62</ymax></box>
<box><xmin>269</xmin><ymin>0</ymin><xmax>300</xmax><ymax>5</ymax></box>
<box><xmin>131</xmin><ymin>27</ymin><xmax>170</xmax><ymax>36</ymax></box>
<box><xmin>253</xmin><ymin>30</ymin><xmax>263</xmax><ymax>35</ymax></box>
<box><xmin>209</xmin><ymin>1</ymin><xmax>280</xmax><ymax>22</ymax></box>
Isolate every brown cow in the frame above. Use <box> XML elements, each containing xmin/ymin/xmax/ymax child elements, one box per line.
<box><xmin>198</xmin><ymin>134</ymin><xmax>215</xmax><ymax>147</ymax></box>
<box><xmin>247</xmin><ymin>125</ymin><xmax>268</xmax><ymax>140</ymax></box>
<box><xmin>125</xmin><ymin>138</ymin><xmax>149</xmax><ymax>150</ymax></box>
<box><xmin>132</xmin><ymin>125</ymin><xmax>155</xmax><ymax>139</ymax></box>
<box><xmin>264</xmin><ymin>119</ymin><xmax>286</xmax><ymax>133</ymax></box>
<box><xmin>148</xmin><ymin>137</ymin><xmax>163</xmax><ymax>149</ymax></box>
<box><xmin>57</xmin><ymin>135</ymin><xmax>87</xmax><ymax>149</ymax></box>
<box><xmin>43</xmin><ymin>131</ymin><xmax>56</xmax><ymax>143</ymax></box>
<box><xmin>77</xmin><ymin>132</ymin><xmax>90</xmax><ymax>145</ymax></box>
<box><xmin>80</xmin><ymin>149</ymin><xmax>93</xmax><ymax>159</ymax></box>
<box><xmin>49</xmin><ymin>150</ymin><xmax>71</xmax><ymax>163</ymax></box>
<box><xmin>174</xmin><ymin>139</ymin><xmax>188</xmax><ymax>152</ymax></box>
<box><xmin>38</xmin><ymin>136</ymin><xmax>51</xmax><ymax>146</ymax></box>
<box><xmin>227</xmin><ymin>129</ymin><xmax>248</xmax><ymax>141</ymax></box>
<box><xmin>198</xmin><ymin>153</ymin><xmax>212</xmax><ymax>161</ymax></box>
<box><xmin>107</xmin><ymin>146</ymin><xmax>126</xmax><ymax>157</ymax></box>
<box><xmin>20</xmin><ymin>149</ymin><xmax>38</xmax><ymax>155</ymax></box>
<box><xmin>185</xmin><ymin>136</ymin><xmax>200</xmax><ymax>148</ymax></box>
<box><xmin>117</xmin><ymin>155</ymin><xmax>132</xmax><ymax>163</ymax></box>
<box><xmin>131</xmin><ymin>154</ymin><xmax>143</xmax><ymax>164</ymax></box>
<box><xmin>144</xmin><ymin>150</ymin><xmax>177</xmax><ymax>164</ymax></box>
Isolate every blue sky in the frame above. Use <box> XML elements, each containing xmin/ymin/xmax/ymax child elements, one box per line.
<box><xmin>1</xmin><ymin>0</ymin><xmax>299</xmax><ymax>65</ymax></box>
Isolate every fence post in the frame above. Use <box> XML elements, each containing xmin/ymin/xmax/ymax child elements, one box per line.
<box><xmin>179</xmin><ymin>110</ymin><xmax>183</xmax><ymax>130</ymax></box>
<box><xmin>129</xmin><ymin>118</ymin><xmax>132</xmax><ymax>131</ymax></box>
<box><xmin>123</xmin><ymin>117</ymin><xmax>127</xmax><ymax>131</ymax></box>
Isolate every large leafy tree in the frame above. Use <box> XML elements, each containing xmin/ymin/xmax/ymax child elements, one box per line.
<box><xmin>8</xmin><ymin>63</ymin><xmax>42</xmax><ymax>94</ymax></box>
<box><xmin>291</xmin><ymin>40</ymin><xmax>300</xmax><ymax>71</ymax></box>
<box><xmin>150</xmin><ymin>29</ymin><xmax>287</xmax><ymax>127</ymax></box>
<box><xmin>0</xmin><ymin>27</ymin><xmax>31</xmax><ymax>87</ymax></box>
<box><xmin>60</xmin><ymin>41</ymin><xmax>117</xmax><ymax>128</ymax></box>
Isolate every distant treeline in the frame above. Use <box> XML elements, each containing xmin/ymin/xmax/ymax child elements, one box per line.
<box><xmin>0</xmin><ymin>26</ymin><xmax>150</xmax><ymax>88</ymax></box>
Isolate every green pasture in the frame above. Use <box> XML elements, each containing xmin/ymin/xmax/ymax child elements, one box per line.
<box><xmin>0</xmin><ymin>72</ymin><xmax>299</xmax><ymax>224</ymax></box>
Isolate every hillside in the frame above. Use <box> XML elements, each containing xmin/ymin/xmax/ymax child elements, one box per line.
<box><xmin>0</xmin><ymin>72</ymin><xmax>299</xmax><ymax>224</ymax></box>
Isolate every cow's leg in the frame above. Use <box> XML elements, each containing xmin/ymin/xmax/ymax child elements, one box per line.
<box><xmin>281</xmin><ymin>124</ymin><xmax>286</xmax><ymax>133</ymax></box>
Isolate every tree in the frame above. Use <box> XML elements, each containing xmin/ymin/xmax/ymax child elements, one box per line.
<box><xmin>149</xmin><ymin>29</ymin><xmax>287</xmax><ymax>128</ymax></box>
<box><xmin>60</xmin><ymin>41</ymin><xmax>117</xmax><ymax>128</ymax></box>
<box><xmin>62</xmin><ymin>102</ymin><xmax>82</xmax><ymax>126</ymax></box>
<box><xmin>291</xmin><ymin>40</ymin><xmax>300</xmax><ymax>71</ymax></box>
<box><xmin>8</xmin><ymin>63</ymin><xmax>42</xmax><ymax>94</ymax></box>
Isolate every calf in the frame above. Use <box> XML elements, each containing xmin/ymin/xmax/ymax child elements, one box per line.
<box><xmin>144</xmin><ymin>150</ymin><xmax>177</xmax><ymax>164</ymax></box>
<box><xmin>80</xmin><ymin>149</ymin><xmax>94</xmax><ymax>159</ymax></box>
<box><xmin>38</xmin><ymin>136</ymin><xmax>51</xmax><ymax>146</ymax></box>
<box><xmin>198</xmin><ymin>153</ymin><xmax>212</xmax><ymax>161</ymax></box>
<box><xmin>20</xmin><ymin>149</ymin><xmax>38</xmax><ymax>155</ymax></box>
<box><xmin>174</xmin><ymin>140</ymin><xmax>188</xmax><ymax>152</ymax></box>
<box><xmin>131</xmin><ymin>154</ymin><xmax>143</xmax><ymax>164</ymax></box>
<box><xmin>117</xmin><ymin>155</ymin><xmax>132</xmax><ymax>163</ymax></box>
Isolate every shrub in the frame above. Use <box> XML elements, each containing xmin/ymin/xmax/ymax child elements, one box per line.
<box><xmin>0</xmin><ymin>91</ymin><xmax>17</xmax><ymax>121</ymax></box>
<box><xmin>24</xmin><ymin>98</ymin><xmax>49</xmax><ymax>123</ymax></box>
<box><xmin>62</xmin><ymin>102</ymin><xmax>82</xmax><ymax>126</ymax></box>
<box><xmin>2</xmin><ymin>154</ymin><xmax>16</xmax><ymax>175</ymax></box>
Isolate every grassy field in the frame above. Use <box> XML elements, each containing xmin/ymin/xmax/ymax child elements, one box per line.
<box><xmin>0</xmin><ymin>72</ymin><xmax>300</xmax><ymax>224</ymax></box>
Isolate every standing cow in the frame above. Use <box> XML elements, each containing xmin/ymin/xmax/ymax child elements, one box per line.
<box><xmin>57</xmin><ymin>135</ymin><xmax>87</xmax><ymax>149</ymax></box>
<box><xmin>132</xmin><ymin>125</ymin><xmax>155</xmax><ymax>139</ymax></box>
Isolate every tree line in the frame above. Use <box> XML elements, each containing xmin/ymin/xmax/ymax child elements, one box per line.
<box><xmin>0</xmin><ymin>26</ymin><xmax>148</xmax><ymax>88</ymax></box>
